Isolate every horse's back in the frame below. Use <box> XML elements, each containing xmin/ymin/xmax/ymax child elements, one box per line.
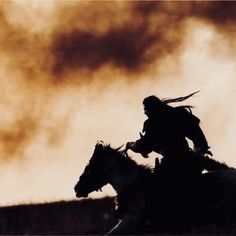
<box><xmin>203</xmin><ymin>168</ymin><xmax>236</xmax><ymax>205</ymax></box>
<box><xmin>146</xmin><ymin>167</ymin><xmax>236</xmax><ymax>233</ymax></box>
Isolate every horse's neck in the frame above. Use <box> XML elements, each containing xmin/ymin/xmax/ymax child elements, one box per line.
<box><xmin>109</xmin><ymin>162</ymin><xmax>140</xmax><ymax>194</ymax></box>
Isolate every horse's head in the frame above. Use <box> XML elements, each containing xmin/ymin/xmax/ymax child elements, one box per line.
<box><xmin>74</xmin><ymin>141</ymin><xmax>116</xmax><ymax>198</ymax></box>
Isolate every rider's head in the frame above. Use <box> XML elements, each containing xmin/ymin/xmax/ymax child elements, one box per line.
<box><xmin>143</xmin><ymin>95</ymin><xmax>165</xmax><ymax>117</ymax></box>
<box><xmin>143</xmin><ymin>91</ymin><xmax>199</xmax><ymax>118</ymax></box>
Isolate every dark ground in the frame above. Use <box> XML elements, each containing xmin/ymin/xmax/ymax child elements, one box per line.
<box><xmin>0</xmin><ymin>197</ymin><xmax>117</xmax><ymax>235</ymax></box>
<box><xmin>1</xmin><ymin>197</ymin><xmax>236</xmax><ymax>235</ymax></box>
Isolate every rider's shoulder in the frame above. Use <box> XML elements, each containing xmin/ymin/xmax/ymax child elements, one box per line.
<box><xmin>174</xmin><ymin>107</ymin><xmax>200</xmax><ymax>123</ymax></box>
<box><xmin>174</xmin><ymin>107</ymin><xmax>190</xmax><ymax>116</ymax></box>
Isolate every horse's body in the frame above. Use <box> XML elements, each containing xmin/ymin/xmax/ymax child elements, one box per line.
<box><xmin>74</xmin><ymin>142</ymin><xmax>236</xmax><ymax>235</ymax></box>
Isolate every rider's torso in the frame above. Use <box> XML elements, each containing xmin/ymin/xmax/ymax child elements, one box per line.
<box><xmin>144</xmin><ymin>111</ymin><xmax>190</xmax><ymax>157</ymax></box>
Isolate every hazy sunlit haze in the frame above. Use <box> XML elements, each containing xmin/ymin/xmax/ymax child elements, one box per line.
<box><xmin>0</xmin><ymin>1</ymin><xmax>236</xmax><ymax>206</ymax></box>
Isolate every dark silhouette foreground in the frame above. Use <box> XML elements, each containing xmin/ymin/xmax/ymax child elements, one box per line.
<box><xmin>74</xmin><ymin>141</ymin><xmax>236</xmax><ymax>235</ymax></box>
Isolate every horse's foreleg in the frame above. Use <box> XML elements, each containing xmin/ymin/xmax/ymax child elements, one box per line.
<box><xmin>105</xmin><ymin>218</ymin><xmax>140</xmax><ymax>235</ymax></box>
<box><xmin>105</xmin><ymin>220</ymin><xmax>123</xmax><ymax>235</ymax></box>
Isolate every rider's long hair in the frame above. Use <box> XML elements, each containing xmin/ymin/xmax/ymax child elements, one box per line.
<box><xmin>143</xmin><ymin>91</ymin><xmax>200</xmax><ymax>114</ymax></box>
<box><xmin>162</xmin><ymin>90</ymin><xmax>200</xmax><ymax>112</ymax></box>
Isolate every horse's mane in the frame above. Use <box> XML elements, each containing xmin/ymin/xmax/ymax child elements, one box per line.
<box><xmin>99</xmin><ymin>143</ymin><xmax>230</xmax><ymax>178</ymax></box>
<box><xmin>203</xmin><ymin>155</ymin><xmax>229</xmax><ymax>171</ymax></box>
<box><xmin>102</xmin><ymin>143</ymin><xmax>153</xmax><ymax>174</ymax></box>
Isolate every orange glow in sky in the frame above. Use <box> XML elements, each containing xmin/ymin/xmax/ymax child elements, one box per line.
<box><xmin>0</xmin><ymin>1</ymin><xmax>236</xmax><ymax>206</ymax></box>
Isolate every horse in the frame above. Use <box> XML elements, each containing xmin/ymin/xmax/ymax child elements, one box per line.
<box><xmin>74</xmin><ymin>141</ymin><xmax>236</xmax><ymax>235</ymax></box>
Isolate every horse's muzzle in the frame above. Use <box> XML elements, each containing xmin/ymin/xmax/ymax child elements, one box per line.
<box><xmin>75</xmin><ymin>192</ymin><xmax>88</xmax><ymax>198</ymax></box>
<box><xmin>74</xmin><ymin>186</ymin><xmax>89</xmax><ymax>198</ymax></box>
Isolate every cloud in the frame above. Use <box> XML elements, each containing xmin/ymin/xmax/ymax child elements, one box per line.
<box><xmin>49</xmin><ymin>2</ymin><xmax>185</xmax><ymax>79</ymax></box>
<box><xmin>0</xmin><ymin>116</ymin><xmax>38</xmax><ymax>159</ymax></box>
<box><xmin>49</xmin><ymin>1</ymin><xmax>236</xmax><ymax>80</ymax></box>
<box><xmin>192</xmin><ymin>1</ymin><xmax>236</xmax><ymax>26</ymax></box>
<box><xmin>0</xmin><ymin>1</ymin><xmax>235</xmax><ymax>161</ymax></box>
<box><xmin>51</xmin><ymin>27</ymin><xmax>155</xmax><ymax>75</ymax></box>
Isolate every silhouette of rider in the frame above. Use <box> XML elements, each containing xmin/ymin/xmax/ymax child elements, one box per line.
<box><xmin>126</xmin><ymin>92</ymin><xmax>212</xmax><ymax>176</ymax></box>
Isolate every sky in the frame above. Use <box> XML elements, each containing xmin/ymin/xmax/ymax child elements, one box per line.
<box><xmin>0</xmin><ymin>1</ymin><xmax>236</xmax><ymax>206</ymax></box>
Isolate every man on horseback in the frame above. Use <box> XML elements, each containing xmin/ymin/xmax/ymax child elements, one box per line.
<box><xmin>126</xmin><ymin>91</ymin><xmax>212</xmax><ymax>177</ymax></box>
<box><xmin>125</xmin><ymin>92</ymin><xmax>214</xmax><ymax>227</ymax></box>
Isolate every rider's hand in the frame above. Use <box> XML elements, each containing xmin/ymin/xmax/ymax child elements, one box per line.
<box><xmin>205</xmin><ymin>150</ymin><xmax>213</xmax><ymax>156</ymax></box>
<box><xmin>195</xmin><ymin>146</ymin><xmax>213</xmax><ymax>156</ymax></box>
<box><xmin>126</xmin><ymin>142</ymin><xmax>136</xmax><ymax>151</ymax></box>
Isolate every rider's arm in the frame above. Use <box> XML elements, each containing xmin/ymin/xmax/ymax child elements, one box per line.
<box><xmin>127</xmin><ymin>120</ymin><xmax>156</xmax><ymax>158</ymax></box>
<box><xmin>184</xmin><ymin>113</ymin><xmax>210</xmax><ymax>155</ymax></box>
<box><xmin>188</xmin><ymin>125</ymin><xmax>210</xmax><ymax>155</ymax></box>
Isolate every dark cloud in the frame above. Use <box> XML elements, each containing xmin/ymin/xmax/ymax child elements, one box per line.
<box><xmin>51</xmin><ymin>26</ymin><xmax>157</xmax><ymax>75</ymax></box>
<box><xmin>49</xmin><ymin>2</ymin><xmax>185</xmax><ymax>77</ymax></box>
<box><xmin>0</xmin><ymin>116</ymin><xmax>38</xmax><ymax>159</ymax></box>
<box><xmin>1</xmin><ymin>1</ymin><xmax>236</xmax><ymax>84</ymax></box>
<box><xmin>134</xmin><ymin>1</ymin><xmax>236</xmax><ymax>31</ymax></box>
<box><xmin>49</xmin><ymin>1</ymin><xmax>236</xmax><ymax>79</ymax></box>
<box><xmin>192</xmin><ymin>1</ymin><xmax>236</xmax><ymax>26</ymax></box>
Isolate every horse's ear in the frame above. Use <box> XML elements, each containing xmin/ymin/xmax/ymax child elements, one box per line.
<box><xmin>95</xmin><ymin>140</ymin><xmax>104</xmax><ymax>151</ymax></box>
